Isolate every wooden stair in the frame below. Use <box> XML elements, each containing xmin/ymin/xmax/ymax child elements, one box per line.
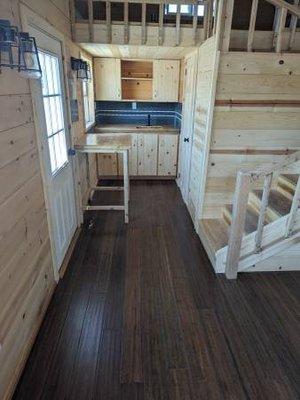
<box><xmin>197</xmin><ymin>174</ymin><xmax>298</xmax><ymax>271</ymax></box>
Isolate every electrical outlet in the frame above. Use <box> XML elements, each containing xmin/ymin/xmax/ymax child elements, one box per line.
<box><xmin>132</xmin><ymin>101</ymin><xmax>137</xmax><ymax>110</ymax></box>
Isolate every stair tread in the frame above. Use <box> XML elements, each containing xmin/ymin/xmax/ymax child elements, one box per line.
<box><xmin>253</xmin><ymin>189</ymin><xmax>292</xmax><ymax>217</ymax></box>
<box><xmin>281</xmin><ymin>174</ymin><xmax>298</xmax><ymax>186</ymax></box>
<box><xmin>198</xmin><ymin>219</ymin><xmax>229</xmax><ymax>256</ymax></box>
<box><xmin>225</xmin><ymin>204</ymin><xmax>259</xmax><ymax>234</ymax></box>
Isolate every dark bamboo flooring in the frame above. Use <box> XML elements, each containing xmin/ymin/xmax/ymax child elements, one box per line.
<box><xmin>14</xmin><ymin>181</ymin><xmax>300</xmax><ymax>400</ymax></box>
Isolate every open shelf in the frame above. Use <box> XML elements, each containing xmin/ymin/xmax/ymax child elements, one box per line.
<box><xmin>122</xmin><ymin>79</ymin><xmax>153</xmax><ymax>101</ymax></box>
<box><xmin>121</xmin><ymin>60</ymin><xmax>153</xmax><ymax>79</ymax></box>
<box><xmin>121</xmin><ymin>60</ymin><xmax>153</xmax><ymax>100</ymax></box>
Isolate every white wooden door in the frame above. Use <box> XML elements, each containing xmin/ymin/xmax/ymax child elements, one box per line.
<box><xmin>137</xmin><ymin>134</ymin><xmax>158</xmax><ymax>176</ymax></box>
<box><xmin>153</xmin><ymin>60</ymin><xmax>180</xmax><ymax>102</ymax></box>
<box><xmin>178</xmin><ymin>52</ymin><xmax>198</xmax><ymax>204</ymax></box>
<box><xmin>29</xmin><ymin>27</ymin><xmax>77</xmax><ymax>274</ymax></box>
<box><xmin>94</xmin><ymin>58</ymin><xmax>121</xmax><ymax>100</ymax></box>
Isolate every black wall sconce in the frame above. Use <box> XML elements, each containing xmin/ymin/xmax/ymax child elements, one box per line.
<box><xmin>0</xmin><ymin>19</ymin><xmax>42</xmax><ymax>79</ymax></box>
<box><xmin>71</xmin><ymin>57</ymin><xmax>91</xmax><ymax>81</ymax></box>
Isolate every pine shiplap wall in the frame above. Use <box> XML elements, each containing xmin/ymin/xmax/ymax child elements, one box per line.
<box><xmin>0</xmin><ymin>1</ymin><xmax>94</xmax><ymax>399</ymax></box>
<box><xmin>188</xmin><ymin>36</ymin><xmax>216</xmax><ymax>221</ymax></box>
<box><xmin>202</xmin><ymin>52</ymin><xmax>300</xmax><ymax>218</ymax></box>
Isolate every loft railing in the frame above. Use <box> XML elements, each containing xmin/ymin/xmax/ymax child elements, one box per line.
<box><xmin>71</xmin><ymin>0</ymin><xmax>217</xmax><ymax>45</ymax></box>
<box><xmin>225</xmin><ymin>150</ymin><xmax>300</xmax><ymax>279</ymax></box>
<box><xmin>220</xmin><ymin>0</ymin><xmax>300</xmax><ymax>52</ymax></box>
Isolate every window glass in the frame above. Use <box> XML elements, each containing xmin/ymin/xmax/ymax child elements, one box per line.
<box><xmin>39</xmin><ymin>50</ymin><xmax>68</xmax><ymax>174</ymax></box>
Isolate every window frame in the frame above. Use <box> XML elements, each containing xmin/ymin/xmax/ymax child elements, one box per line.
<box><xmin>39</xmin><ymin>49</ymin><xmax>69</xmax><ymax>176</ymax></box>
<box><xmin>81</xmin><ymin>57</ymin><xmax>95</xmax><ymax>131</ymax></box>
<box><xmin>164</xmin><ymin>4</ymin><xmax>204</xmax><ymax>17</ymax></box>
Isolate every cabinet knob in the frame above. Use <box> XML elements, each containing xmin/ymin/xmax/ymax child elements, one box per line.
<box><xmin>184</xmin><ymin>137</ymin><xmax>189</xmax><ymax>143</ymax></box>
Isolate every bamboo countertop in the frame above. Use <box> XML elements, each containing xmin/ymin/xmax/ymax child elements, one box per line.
<box><xmin>74</xmin><ymin>134</ymin><xmax>132</xmax><ymax>153</ymax></box>
<box><xmin>93</xmin><ymin>124</ymin><xmax>179</xmax><ymax>135</ymax></box>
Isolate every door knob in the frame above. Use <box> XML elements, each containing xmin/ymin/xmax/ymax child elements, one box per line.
<box><xmin>184</xmin><ymin>137</ymin><xmax>189</xmax><ymax>143</ymax></box>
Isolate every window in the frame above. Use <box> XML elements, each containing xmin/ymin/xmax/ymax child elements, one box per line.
<box><xmin>81</xmin><ymin>59</ymin><xmax>95</xmax><ymax>129</ymax></box>
<box><xmin>165</xmin><ymin>4</ymin><xmax>204</xmax><ymax>17</ymax></box>
<box><xmin>39</xmin><ymin>51</ymin><xmax>68</xmax><ymax>175</ymax></box>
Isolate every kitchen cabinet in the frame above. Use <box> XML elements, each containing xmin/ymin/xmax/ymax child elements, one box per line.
<box><xmin>96</xmin><ymin>131</ymin><xmax>178</xmax><ymax>178</ymax></box>
<box><xmin>158</xmin><ymin>134</ymin><xmax>178</xmax><ymax>176</ymax></box>
<box><xmin>94</xmin><ymin>58</ymin><xmax>121</xmax><ymax>100</ymax></box>
<box><xmin>94</xmin><ymin>58</ymin><xmax>180</xmax><ymax>102</ymax></box>
<box><xmin>137</xmin><ymin>134</ymin><xmax>158</xmax><ymax>176</ymax></box>
<box><xmin>153</xmin><ymin>60</ymin><xmax>180</xmax><ymax>102</ymax></box>
<box><xmin>118</xmin><ymin>133</ymin><xmax>138</xmax><ymax>175</ymax></box>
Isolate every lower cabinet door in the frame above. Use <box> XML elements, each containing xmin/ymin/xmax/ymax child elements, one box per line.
<box><xmin>118</xmin><ymin>134</ymin><xmax>138</xmax><ymax>175</ymax></box>
<box><xmin>158</xmin><ymin>134</ymin><xmax>178</xmax><ymax>176</ymax></box>
<box><xmin>137</xmin><ymin>134</ymin><xmax>158</xmax><ymax>176</ymax></box>
<box><xmin>97</xmin><ymin>154</ymin><xmax>118</xmax><ymax>176</ymax></box>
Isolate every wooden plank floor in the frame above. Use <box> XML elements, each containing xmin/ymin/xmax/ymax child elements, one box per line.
<box><xmin>13</xmin><ymin>181</ymin><xmax>300</xmax><ymax>400</ymax></box>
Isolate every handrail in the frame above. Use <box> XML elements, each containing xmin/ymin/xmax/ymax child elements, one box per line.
<box><xmin>225</xmin><ymin>151</ymin><xmax>300</xmax><ymax>279</ymax></box>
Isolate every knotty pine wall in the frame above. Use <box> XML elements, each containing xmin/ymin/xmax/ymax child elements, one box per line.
<box><xmin>0</xmin><ymin>1</ymin><xmax>95</xmax><ymax>399</ymax></box>
<box><xmin>201</xmin><ymin>52</ymin><xmax>300</xmax><ymax>219</ymax></box>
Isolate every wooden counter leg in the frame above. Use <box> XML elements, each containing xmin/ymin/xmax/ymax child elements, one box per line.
<box><xmin>123</xmin><ymin>150</ymin><xmax>129</xmax><ymax>223</ymax></box>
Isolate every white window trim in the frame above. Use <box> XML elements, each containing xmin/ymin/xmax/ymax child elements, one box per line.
<box><xmin>81</xmin><ymin>56</ymin><xmax>95</xmax><ymax>131</ymax></box>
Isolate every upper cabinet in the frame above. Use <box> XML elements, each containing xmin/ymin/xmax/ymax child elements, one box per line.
<box><xmin>94</xmin><ymin>58</ymin><xmax>180</xmax><ymax>102</ymax></box>
<box><xmin>153</xmin><ymin>60</ymin><xmax>180</xmax><ymax>102</ymax></box>
<box><xmin>94</xmin><ymin>58</ymin><xmax>121</xmax><ymax>100</ymax></box>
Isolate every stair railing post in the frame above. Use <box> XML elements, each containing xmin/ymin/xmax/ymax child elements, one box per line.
<box><xmin>225</xmin><ymin>171</ymin><xmax>251</xmax><ymax>279</ymax></box>
<box><xmin>285</xmin><ymin>174</ymin><xmax>300</xmax><ymax>237</ymax></box>
<box><xmin>254</xmin><ymin>172</ymin><xmax>273</xmax><ymax>253</ymax></box>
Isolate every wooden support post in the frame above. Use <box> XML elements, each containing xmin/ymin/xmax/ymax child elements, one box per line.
<box><xmin>221</xmin><ymin>0</ymin><xmax>234</xmax><ymax>52</ymax></box>
<box><xmin>70</xmin><ymin>0</ymin><xmax>76</xmax><ymax>41</ymax></box>
<box><xmin>203</xmin><ymin>0</ymin><xmax>209</xmax><ymax>39</ymax></box>
<box><xmin>285</xmin><ymin>175</ymin><xmax>300</xmax><ymax>237</ymax></box>
<box><xmin>175</xmin><ymin>4</ymin><xmax>181</xmax><ymax>46</ymax></box>
<box><xmin>213</xmin><ymin>0</ymin><xmax>219</xmax><ymax>35</ymax></box>
<box><xmin>207</xmin><ymin>0</ymin><xmax>214</xmax><ymax>38</ymax></box>
<box><xmin>158</xmin><ymin>2</ymin><xmax>164</xmax><ymax>45</ymax></box>
<box><xmin>88</xmin><ymin>0</ymin><xmax>94</xmax><ymax>42</ymax></box>
<box><xmin>275</xmin><ymin>7</ymin><xmax>287</xmax><ymax>52</ymax></box>
<box><xmin>141</xmin><ymin>2</ymin><xmax>146</xmax><ymax>45</ymax></box>
<box><xmin>123</xmin><ymin>149</ymin><xmax>129</xmax><ymax>223</ymax></box>
<box><xmin>192</xmin><ymin>3</ymin><xmax>198</xmax><ymax>44</ymax></box>
<box><xmin>247</xmin><ymin>0</ymin><xmax>258</xmax><ymax>52</ymax></box>
<box><xmin>225</xmin><ymin>171</ymin><xmax>250</xmax><ymax>279</ymax></box>
<box><xmin>124</xmin><ymin>1</ymin><xmax>129</xmax><ymax>44</ymax></box>
<box><xmin>106</xmin><ymin>1</ymin><xmax>111</xmax><ymax>43</ymax></box>
<box><xmin>289</xmin><ymin>0</ymin><xmax>299</xmax><ymax>50</ymax></box>
<box><xmin>254</xmin><ymin>173</ymin><xmax>273</xmax><ymax>253</ymax></box>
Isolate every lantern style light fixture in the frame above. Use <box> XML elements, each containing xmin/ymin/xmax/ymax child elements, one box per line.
<box><xmin>0</xmin><ymin>19</ymin><xmax>42</xmax><ymax>79</ymax></box>
<box><xmin>71</xmin><ymin>57</ymin><xmax>91</xmax><ymax>81</ymax></box>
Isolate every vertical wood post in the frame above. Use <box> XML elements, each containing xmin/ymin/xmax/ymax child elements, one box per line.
<box><xmin>289</xmin><ymin>0</ymin><xmax>299</xmax><ymax>50</ymax></box>
<box><xmin>275</xmin><ymin>7</ymin><xmax>287</xmax><ymax>53</ymax></box>
<box><xmin>175</xmin><ymin>4</ymin><xmax>181</xmax><ymax>46</ymax></box>
<box><xmin>254</xmin><ymin>173</ymin><xmax>273</xmax><ymax>253</ymax></box>
<box><xmin>158</xmin><ymin>2</ymin><xmax>164</xmax><ymax>45</ymax></box>
<box><xmin>124</xmin><ymin>1</ymin><xmax>129</xmax><ymax>44</ymax></box>
<box><xmin>225</xmin><ymin>171</ymin><xmax>250</xmax><ymax>279</ymax></box>
<box><xmin>221</xmin><ymin>0</ymin><xmax>234</xmax><ymax>52</ymax></box>
<box><xmin>70</xmin><ymin>0</ymin><xmax>76</xmax><ymax>41</ymax></box>
<box><xmin>247</xmin><ymin>0</ymin><xmax>258</xmax><ymax>52</ymax></box>
<box><xmin>192</xmin><ymin>3</ymin><xmax>198</xmax><ymax>44</ymax></box>
<box><xmin>123</xmin><ymin>150</ymin><xmax>129</xmax><ymax>223</ymax></box>
<box><xmin>207</xmin><ymin>0</ymin><xmax>214</xmax><ymax>38</ymax></box>
<box><xmin>106</xmin><ymin>1</ymin><xmax>111</xmax><ymax>43</ymax></box>
<box><xmin>88</xmin><ymin>0</ymin><xmax>94</xmax><ymax>42</ymax></box>
<box><xmin>213</xmin><ymin>0</ymin><xmax>219</xmax><ymax>35</ymax></box>
<box><xmin>141</xmin><ymin>2</ymin><xmax>146</xmax><ymax>44</ymax></box>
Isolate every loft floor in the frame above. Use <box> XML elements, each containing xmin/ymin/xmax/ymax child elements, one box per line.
<box><xmin>13</xmin><ymin>181</ymin><xmax>300</xmax><ymax>399</ymax></box>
